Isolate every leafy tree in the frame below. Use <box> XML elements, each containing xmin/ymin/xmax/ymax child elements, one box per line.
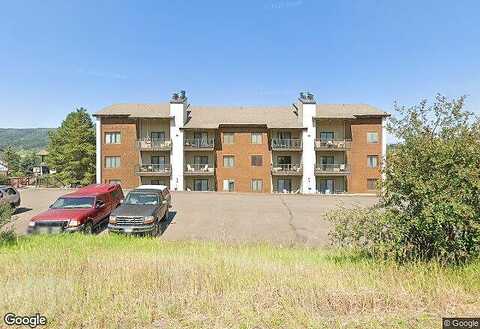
<box><xmin>47</xmin><ymin>108</ymin><xmax>96</xmax><ymax>186</ymax></box>
<box><xmin>2</xmin><ymin>146</ymin><xmax>21</xmax><ymax>176</ymax></box>
<box><xmin>19</xmin><ymin>150</ymin><xmax>39</xmax><ymax>175</ymax></box>
<box><xmin>329</xmin><ymin>94</ymin><xmax>480</xmax><ymax>264</ymax></box>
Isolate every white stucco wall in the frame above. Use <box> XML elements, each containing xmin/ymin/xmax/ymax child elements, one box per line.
<box><xmin>170</xmin><ymin>103</ymin><xmax>185</xmax><ymax>191</ymax></box>
<box><xmin>301</xmin><ymin>103</ymin><xmax>316</xmax><ymax>193</ymax></box>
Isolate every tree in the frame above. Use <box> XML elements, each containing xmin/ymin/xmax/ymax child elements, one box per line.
<box><xmin>2</xmin><ymin>146</ymin><xmax>21</xmax><ymax>176</ymax></box>
<box><xmin>47</xmin><ymin>108</ymin><xmax>96</xmax><ymax>186</ymax></box>
<box><xmin>329</xmin><ymin>94</ymin><xmax>480</xmax><ymax>264</ymax></box>
<box><xmin>19</xmin><ymin>150</ymin><xmax>39</xmax><ymax>176</ymax></box>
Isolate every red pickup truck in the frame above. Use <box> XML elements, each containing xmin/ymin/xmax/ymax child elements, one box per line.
<box><xmin>28</xmin><ymin>184</ymin><xmax>124</xmax><ymax>234</ymax></box>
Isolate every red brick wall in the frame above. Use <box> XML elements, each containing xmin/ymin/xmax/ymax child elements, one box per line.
<box><xmin>101</xmin><ymin>117</ymin><xmax>140</xmax><ymax>189</ymax></box>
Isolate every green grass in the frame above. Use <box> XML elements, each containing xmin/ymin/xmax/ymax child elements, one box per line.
<box><xmin>0</xmin><ymin>235</ymin><xmax>479</xmax><ymax>329</ymax></box>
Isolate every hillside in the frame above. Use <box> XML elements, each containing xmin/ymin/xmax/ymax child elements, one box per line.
<box><xmin>0</xmin><ymin>234</ymin><xmax>478</xmax><ymax>328</ymax></box>
<box><xmin>0</xmin><ymin>128</ymin><xmax>55</xmax><ymax>151</ymax></box>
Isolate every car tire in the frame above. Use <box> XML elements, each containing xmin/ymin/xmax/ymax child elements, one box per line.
<box><xmin>83</xmin><ymin>221</ymin><xmax>94</xmax><ymax>234</ymax></box>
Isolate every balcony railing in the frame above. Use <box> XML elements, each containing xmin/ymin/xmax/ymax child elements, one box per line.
<box><xmin>137</xmin><ymin>139</ymin><xmax>172</xmax><ymax>151</ymax></box>
<box><xmin>135</xmin><ymin>164</ymin><xmax>171</xmax><ymax>176</ymax></box>
<box><xmin>184</xmin><ymin>163</ymin><xmax>215</xmax><ymax>175</ymax></box>
<box><xmin>184</xmin><ymin>138</ymin><xmax>215</xmax><ymax>150</ymax></box>
<box><xmin>314</xmin><ymin>139</ymin><xmax>351</xmax><ymax>150</ymax></box>
<box><xmin>315</xmin><ymin>164</ymin><xmax>351</xmax><ymax>175</ymax></box>
<box><xmin>271</xmin><ymin>139</ymin><xmax>302</xmax><ymax>150</ymax></box>
<box><xmin>271</xmin><ymin>163</ymin><xmax>303</xmax><ymax>175</ymax></box>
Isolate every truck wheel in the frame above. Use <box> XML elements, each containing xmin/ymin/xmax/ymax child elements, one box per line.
<box><xmin>83</xmin><ymin>221</ymin><xmax>94</xmax><ymax>234</ymax></box>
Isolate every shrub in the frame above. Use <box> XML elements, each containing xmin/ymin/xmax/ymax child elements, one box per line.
<box><xmin>329</xmin><ymin>95</ymin><xmax>480</xmax><ymax>265</ymax></box>
<box><xmin>0</xmin><ymin>203</ymin><xmax>16</xmax><ymax>246</ymax></box>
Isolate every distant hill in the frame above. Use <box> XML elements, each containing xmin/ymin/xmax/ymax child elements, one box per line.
<box><xmin>0</xmin><ymin>128</ymin><xmax>55</xmax><ymax>151</ymax></box>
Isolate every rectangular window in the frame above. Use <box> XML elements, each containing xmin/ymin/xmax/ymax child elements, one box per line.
<box><xmin>319</xmin><ymin>132</ymin><xmax>335</xmax><ymax>141</ymax></box>
<box><xmin>223</xmin><ymin>133</ymin><xmax>234</xmax><ymax>144</ymax></box>
<box><xmin>105</xmin><ymin>156</ymin><xmax>120</xmax><ymax>168</ymax></box>
<box><xmin>105</xmin><ymin>132</ymin><xmax>121</xmax><ymax>144</ymax></box>
<box><xmin>367</xmin><ymin>155</ymin><xmax>378</xmax><ymax>168</ymax></box>
<box><xmin>251</xmin><ymin>179</ymin><xmax>263</xmax><ymax>192</ymax></box>
<box><xmin>108</xmin><ymin>179</ymin><xmax>121</xmax><ymax>185</ymax></box>
<box><xmin>194</xmin><ymin>179</ymin><xmax>209</xmax><ymax>191</ymax></box>
<box><xmin>251</xmin><ymin>133</ymin><xmax>262</xmax><ymax>144</ymax></box>
<box><xmin>194</xmin><ymin>156</ymin><xmax>209</xmax><ymax>165</ymax></box>
<box><xmin>277</xmin><ymin>179</ymin><xmax>292</xmax><ymax>193</ymax></box>
<box><xmin>151</xmin><ymin>132</ymin><xmax>165</xmax><ymax>141</ymax></box>
<box><xmin>278</xmin><ymin>131</ymin><xmax>292</xmax><ymax>140</ymax></box>
<box><xmin>367</xmin><ymin>132</ymin><xmax>379</xmax><ymax>144</ymax></box>
<box><xmin>251</xmin><ymin>155</ymin><xmax>263</xmax><ymax>166</ymax></box>
<box><xmin>223</xmin><ymin>155</ymin><xmax>235</xmax><ymax>168</ymax></box>
<box><xmin>223</xmin><ymin>179</ymin><xmax>235</xmax><ymax>192</ymax></box>
<box><xmin>367</xmin><ymin>179</ymin><xmax>378</xmax><ymax>190</ymax></box>
<box><xmin>194</xmin><ymin>131</ymin><xmax>208</xmax><ymax>140</ymax></box>
<box><xmin>277</xmin><ymin>155</ymin><xmax>292</xmax><ymax>165</ymax></box>
<box><xmin>151</xmin><ymin>156</ymin><xmax>168</xmax><ymax>165</ymax></box>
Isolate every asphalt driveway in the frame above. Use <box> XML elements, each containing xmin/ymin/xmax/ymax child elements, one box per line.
<box><xmin>10</xmin><ymin>188</ymin><xmax>378</xmax><ymax>246</ymax></box>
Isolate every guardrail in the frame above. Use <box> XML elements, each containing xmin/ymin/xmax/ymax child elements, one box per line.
<box><xmin>135</xmin><ymin>164</ymin><xmax>171</xmax><ymax>175</ymax></box>
<box><xmin>315</xmin><ymin>164</ymin><xmax>351</xmax><ymax>174</ymax></box>
<box><xmin>184</xmin><ymin>138</ymin><xmax>215</xmax><ymax>149</ymax></box>
<box><xmin>184</xmin><ymin>164</ymin><xmax>215</xmax><ymax>175</ymax></box>
<box><xmin>271</xmin><ymin>164</ymin><xmax>303</xmax><ymax>175</ymax></box>
<box><xmin>136</xmin><ymin>139</ymin><xmax>172</xmax><ymax>150</ymax></box>
<box><xmin>271</xmin><ymin>139</ymin><xmax>302</xmax><ymax>150</ymax></box>
<box><xmin>314</xmin><ymin>139</ymin><xmax>351</xmax><ymax>150</ymax></box>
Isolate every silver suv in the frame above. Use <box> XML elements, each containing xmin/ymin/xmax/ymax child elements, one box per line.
<box><xmin>0</xmin><ymin>186</ymin><xmax>21</xmax><ymax>209</ymax></box>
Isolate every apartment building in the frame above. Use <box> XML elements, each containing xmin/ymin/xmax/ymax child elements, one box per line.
<box><xmin>94</xmin><ymin>91</ymin><xmax>389</xmax><ymax>194</ymax></box>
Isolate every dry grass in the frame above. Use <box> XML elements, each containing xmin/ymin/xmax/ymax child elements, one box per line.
<box><xmin>0</xmin><ymin>234</ymin><xmax>478</xmax><ymax>329</ymax></box>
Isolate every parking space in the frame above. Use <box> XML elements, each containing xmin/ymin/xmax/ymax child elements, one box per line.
<box><xmin>10</xmin><ymin>188</ymin><xmax>378</xmax><ymax>246</ymax></box>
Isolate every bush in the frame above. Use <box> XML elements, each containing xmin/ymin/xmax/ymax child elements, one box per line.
<box><xmin>0</xmin><ymin>203</ymin><xmax>16</xmax><ymax>246</ymax></box>
<box><xmin>0</xmin><ymin>176</ymin><xmax>9</xmax><ymax>185</ymax></box>
<box><xmin>329</xmin><ymin>95</ymin><xmax>480</xmax><ymax>265</ymax></box>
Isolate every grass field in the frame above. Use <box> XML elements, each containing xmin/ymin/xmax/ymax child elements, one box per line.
<box><xmin>0</xmin><ymin>235</ymin><xmax>479</xmax><ymax>329</ymax></box>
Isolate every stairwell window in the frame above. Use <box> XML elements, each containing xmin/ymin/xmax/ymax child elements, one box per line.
<box><xmin>105</xmin><ymin>156</ymin><xmax>120</xmax><ymax>168</ymax></box>
<box><xmin>367</xmin><ymin>132</ymin><xmax>379</xmax><ymax>144</ymax></box>
<box><xmin>105</xmin><ymin>132</ymin><xmax>121</xmax><ymax>144</ymax></box>
<box><xmin>251</xmin><ymin>133</ymin><xmax>262</xmax><ymax>144</ymax></box>
<box><xmin>367</xmin><ymin>155</ymin><xmax>378</xmax><ymax>168</ymax></box>
<box><xmin>251</xmin><ymin>179</ymin><xmax>263</xmax><ymax>192</ymax></box>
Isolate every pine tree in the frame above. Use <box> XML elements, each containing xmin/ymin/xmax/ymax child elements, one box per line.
<box><xmin>47</xmin><ymin>108</ymin><xmax>96</xmax><ymax>186</ymax></box>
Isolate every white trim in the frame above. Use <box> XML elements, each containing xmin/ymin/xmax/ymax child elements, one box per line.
<box><xmin>170</xmin><ymin>103</ymin><xmax>185</xmax><ymax>191</ymax></box>
<box><xmin>301</xmin><ymin>103</ymin><xmax>316</xmax><ymax>193</ymax></box>
<box><xmin>96</xmin><ymin>117</ymin><xmax>101</xmax><ymax>184</ymax></box>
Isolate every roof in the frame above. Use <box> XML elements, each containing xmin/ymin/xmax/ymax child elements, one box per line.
<box><xmin>315</xmin><ymin>104</ymin><xmax>389</xmax><ymax>118</ymax></box>
<box><xmin>65</xmin><ymin>184</ymin><xmax>119</xmax><ymax>197</ymax></box>
<box><xmin>95</xmin><ymin>103</ymin><xmax>171</xmax><ymax>118</ymax></box>
<box><xmin>183</xmin><ymin>105</ymin><xmax>303</xmax><ymax>129</ymax></box>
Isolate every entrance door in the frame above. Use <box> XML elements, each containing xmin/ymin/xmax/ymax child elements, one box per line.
<box><xmin>319</xmin><ymin>179</ymin><xmax>335</xmax><ymax>194</ymax></box>
<box><xmin>277</xmin><ymin>179</ymin><xmax>292</xmax><ymax>193</ymax></box>
<box><xmin>194</xmin><ymin>179</ymin><xmax>208</xmax><ymax>191</ymax></box>
<box><xmin>319</xmin><ymin>156</ymin><xmax>334</xmax><ymax>170</ymax></box>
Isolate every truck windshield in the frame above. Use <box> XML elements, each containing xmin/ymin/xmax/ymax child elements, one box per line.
<box><xmin>124</xmin><ymin>193</ymin><xmax>159</xmax><ymax>205</ymax></box>
<box><xmin>51</xmin><ymin>197</ymin><xmax>95</xmax><ymax>209</ymax></box>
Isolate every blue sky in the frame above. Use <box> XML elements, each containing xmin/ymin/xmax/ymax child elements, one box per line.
<box><xmin>1</xmin><ymin>0</ymin><xmax>479</xmax><ymax>137</ymax></box>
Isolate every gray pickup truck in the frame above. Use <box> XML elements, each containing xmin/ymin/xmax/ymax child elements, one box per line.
<box><xmin>108</xmin><ymin>185</ymin><xmax>171</xmax><ymax>236</ymax></box>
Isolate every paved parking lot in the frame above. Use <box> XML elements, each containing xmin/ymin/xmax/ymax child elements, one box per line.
<box><xmin>10</xmin><ymin>188</ymin><xmax>378</xmax><ymax>246</ymax></box>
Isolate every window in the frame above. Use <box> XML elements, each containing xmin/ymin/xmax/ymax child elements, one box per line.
<box><xmin>223</xmin><ymin>155</ymin><xmax>235</xmax><ymax>168</ymax></box>
<box><xmin>319</xmin><ymin>132</ymin><xmax>335</xmax><ymax>141</ymax></box>
<box><xmin>151</xmin><ymin>132</ymin><xmax>165</xmax><ymax>141</ymax></box>
<box><xmin>108</xmin><ymin>179</ymin><xmax>121</xmax><ymax>185</ymax></box>
<box><xmin>194</xmin><ymin>156</ymin><xmax>209</xmax><ymax>165</ymax></box>
<box><xmin>251</xmin><ymin>179</ymin><xmax>263</xmax><ymax>192</ymax></box>
<box><xmin>105</xmin><ymin>156</ymin><xmax>120</xmax><ymax>168</ymax></box>
<box><xmin>367</xmin><ymin>132</ymin><xmax>379</xmax><ymax>144</ymax></box>
<box><xmin>223</xmin><ymin>179</ymin><xmax>235</xmax><ymax>192</ymax></box>
<box><xmin>223</xmin><ymin>133</ymin><xmax>234</xmax><ymax>144</ymax></box>
<box><xmin>105</xmin><ymin>132</ymin><xmax>121</xmax><ymax>144</ymax></box>
<box><xmin>367</xmin><ymin>155</ymin><xmax>378</xmax><ymax>168</ymax></box>
<box><xmin>251</xmin><ymin>155</ymin><xmax>263</xmax><ymax>166</ymax></box>
<box><xmin>278</xmin><ymin>131</ymin><xmax>292</xmax><ymax>140</ymax></box>
<box><xmin>318</xmin><ymin>179</ymin><xmax>335</xmax><ymax>194</ymax></box>
<box><xmin>367</xmin><ymin>179</ymin><xmax>378</xmax><ymax>190</ymax></box>
<box><xmin>251</xmin><ymin>133</ymin><xmax>262</xmax><ymax>144</ymax></box>
<box><xmin>194</xmin><ymin>179</ymin><xmax>209</xmax><ymax>191</ymax></box>
<box><xmin>194</xmin><ymin>131</ymin><xmax>208</xmax><ymax>140</ymax></box>
<box><xmin>151</xmin><ymin>156</ymin><xmax>168</xmax><ymax>165</ymax></box>
<box><xmin>277</xmin><ymin>156</ymin><xmax>292</xmax><ymax>165</ymax></box>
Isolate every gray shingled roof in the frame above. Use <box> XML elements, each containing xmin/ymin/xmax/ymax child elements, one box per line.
<box><xmin>183</xmin><ymin>105</ymin><xmax>303</xmax><ymax>129</ymax></box>
<box><xmin>316</xmin><ymin>104</ymin><xmax>388</xmax><ymax>118</ymax></box>
<box><xmin>95</xmin><ymin>103</ymin><xmax>171</xmax><ymax>118</ymax></box>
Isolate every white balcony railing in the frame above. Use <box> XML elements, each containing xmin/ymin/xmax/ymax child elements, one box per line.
<box><xmin>135</xmin><ymin>164</ymin><xmax>171</xmax><ymax>175</ymax></box>
<box><xmin>184</xmin><ymin>138</ymin><xmax>215</xmax><ymax>149</ymax></box>
<box><xmin>315</xmin><ymin>164</ymin><xmax>351</xmax><ymax>174</ymax></box>
<box><xmin>137</xmin><ymin>139</ymin><xmax>172</xmax><ymax>150</ymax></box>
<box><xmin>314</xmin><ymin>139</ymin><xmax>351</xmax><ymax>150</ymax></box>
<box><xmin>271</xmin><ymin>163</ymin><xmax>303</xmax><ymax>175</ymax></box>
<box><xmin>271</xmin><ymin>139</ymin><xmax>302</xmax><ymax>150</ymax></box>
<box><xmin>184</xmin><ymin>164</ymin><xmax>215</xmax><ymax>175</ymax></box>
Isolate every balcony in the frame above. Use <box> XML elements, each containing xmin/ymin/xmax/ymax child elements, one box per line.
<box><xmin>135</xmin><ymin>164</ymin><xmax>171</xmax><ymax>176</ymax></box>
<box><xmin>315</xmin><ymin>164</ymin><xmax>351</xmax><ymax>176</ymax></box>
<box><xmin>271</xmin><ymin>139</ymin><xmax>302</xmax><ymax>151</ymax></box>
<box><xmin>314</xmin><ymin>139</ymin><xmax>351</xmax><ymax>151</ymax></box>
<box><xmin>184</xmin><ymin>138</ymin><xmax>215</xmax><ymax>151</ymax></box>
<box><xmin>271</xmin><ymin>164</ymin><xmax>303</xmax><ymax>176</ymax></box>
<box><xmin>184</xmin><ymin>164</ymin><xmax>215</xmax><ymax>176</ymax></box>
<box><xmin>137</xmin><ymin>139</ymin><xmax>172</xmax><ymax>151</ymax></box>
